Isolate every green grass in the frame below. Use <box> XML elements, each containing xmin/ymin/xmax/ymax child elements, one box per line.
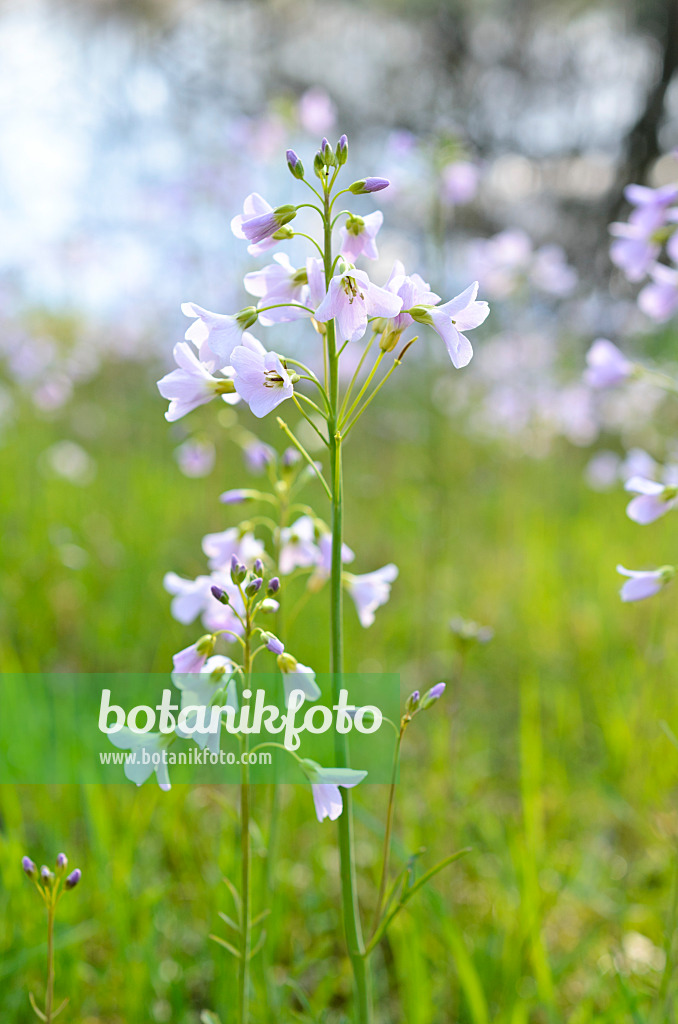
<box><xmin>2</xmin><ymin>361</ymin><xmax>678</xmax><ymax>1022</ymax></box>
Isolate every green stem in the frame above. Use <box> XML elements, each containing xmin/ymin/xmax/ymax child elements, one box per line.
<box><xmin>370</xmin><ymin>728</ymin><xmax>403</xmax><ymax>938</ymax></box>
<box><xmin>238</xmin><ymin>622</ymin><xmax>253</xmax><ymax>1024</ymax></box>
<box><xmin>46</xmin><ymin>902</ymin><xmax>54</xmax><ymax>1023</ymax></box>
<box><xmin>323</xmin><ymin>186</ymin><xmax>373</xmax><ymax>1024</ymax></box>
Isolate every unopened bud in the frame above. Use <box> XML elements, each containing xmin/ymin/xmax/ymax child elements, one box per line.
<box><xmin>196</xmin><ymin>634</ymin><xmax>216</xmax><ymax>658</ymax></box>
<box><xmin>272</xmin><ymin>225</ymin><xmax>295</xmax><ymax>241</ymax></box>
<box><xmin>230</xmin><ymin>556</ymin><xmax>247</xmax><ymax>585</ymax></box>
<box><xmin>405</xmin><ymin>690</ymin><xmax>420</xmax><ymax>715</ymax></box>
<box><xmin>286</xmin><ymin>149</ymin><xmax>305</xmax><ymax>179</ymax></box>
<box><xmin>211</xmin><ymin>585</ymin><xmax>230</xmax><ymax>605</ymax></box>
<box><xmin>22</xmin><ymin>856</ymin><xmax>37</xmax><ymax>879</ymax></box>
<box><xmin>336</xmin><ymin>134</ymin><xmax>348</xmax><ymax>165</ymax></box>
<box><xmin>265</xmin><ymin>633</ymin><xmax>285</xmax><ymax>655</ymax></box>
<box><xmin>320</xmin><ymin>137</ymin><xmax>337</xmax><ymax>167</ymax></box>
<box><xmin>277</xmin><ymin>652</ymin><xmax>298</xmax><ymax>673</ymax></box>
<box><xmin>245</xmin><ymin>576</ymin><xmax>262</xmax><ymax>597</ymax></box>
<box><xmin>56</xmin><ymin>853</ymin><xmax>68</xmax><ymax>872</ymax></box>
<box><xmin>420</xmin><ymin>682</ymin><xmax>446</xmax><ymax>709</ymax></box>
<box><xmin>40</xmin><ymin>866</ymin><xmax>54</xmax><ymax>887</ymax></box>
<box><xmin>253</xmin><ymin>558</ymin><xmax>264</xmax><ymax>577</ymax></box>
<box><xmin>258</xmin><ymin>598</ymin><xmax>279</xmax><ymax>613</ymax></box>
<box><xmin>313</xmin><ymin>152</ymin><xmax>325</xmax><ymax>178</ymax></box>
<box><xmin>349</xmin><ymin>177</ymin><xmax>389</xmax><ymax>195</ymax></box>
<box><xmin>65</xmin><ymin>868</ymin><xmax>82</xmax><ymax>890</ymax></box>
<box><xmin>267</xmin><ymin>576</ymin><xmax>280</xmax><ymax>594</ymax></box>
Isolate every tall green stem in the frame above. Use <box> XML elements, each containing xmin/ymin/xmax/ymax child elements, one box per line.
<box><xmin>46</xmin><ymin>903</ymin><xmax>55</xmax><ymax>1023</ymax></box>
<box><xmin>239</xmin><ymin>624</ymin><xmax>252</xmax><ymax>1024</ymax></box>
<box><xmin>323</xmin><ymin>187</ymin><xmax>373</xmax><ymax>1023</ymax></box>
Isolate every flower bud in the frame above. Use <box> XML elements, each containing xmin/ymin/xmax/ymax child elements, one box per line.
<box><xmin>56</xmin><ymin>852</ymin><xmax>68</xmax><ymax>872</ymax></box>
<box><xmin>220</xmin><ymin>489</ymin><xmax>258</xmax><ymax>505</ymax></box>
<box><xmin>196</xmin><ymin>634</ymin><xmax>216</xmax><ymax>658</ymax></box>
<box><xmin>265</xmin><ymin>633</ymin><xmax>285</xmax><ymax>655</ymax></box>
<box><xmin>336</xmin><ymin>134</ymin><xmax>348</xmax><ymax>165</ymax></box>
<box><xmin>282</xmin><ymin>447</ymin><xmax>301</xmax><ymax>467</ymax></box>
<box><xmin>253</xmin><ymin>558</ymin><xmax>264</xmax><ymax>577</ymax></box>
<box><xmin>40</xmin><ymin>866</ymin><xmax>54</xmax><ymax>887</ymax></box>
<box><xmin>277</xmin><ymin>652</ymin><xmax>298</xmax><ymax>673</ymax></box>
<box><xmin>405</xmin><ymin>690</ymin><xmax>420</xmax><ymax>715</ymax></box>
<box><xmin>272</xmin><ymin>225</ymin><xmax>295</xmax><ymax>241</ymax></box>
<box><xmin>22</xmin><ymin>856</ymin><xmax>37</xmax><ymax>879</ymax></box>
<box><xmin>258</xmin><ymin>598</ymin><xmax>279</xmax><ymax>614</ymax></box>
<box><xmin>349</xmin><ymin>177</ymin><xmax>389</xmax><ymax>195</ymax></box>
<box><xmin>267</xmin><ymin>576</ymin><xmax>280</xmax><ymax>595</ymax></box>
<box><xmin>65</xmin><ymin>868</ymin><xmax>82</xmax><ymax>890</ymax></box>
<box><xmin>380</xmin><ymin>327</ymin><xmax>402</xmax><ymax>353</ymax></box>
<box><xmin>211</xmin><ymin>585</ymin><xmax>230</xmax><ymax>605</ymax></box>
<box><xmin>313</xmin><ymin>152</ymin><xmax>325</xmax><ymax>179</ymax></box>
<box><xmin>286</xmin><ymin>149</ymin><xmax>305</xmax><ymax>179</ymax></box>
<box><xmin>320</xmin><ymin>137</ymin><xmax>337</xmax><ymax>167</ymax></box>
<box><xmin>245</xmin><ymin>576</ymin><xmax>262</xmax><ymax>597</ymax></box>
<box><xmin>420</xmin><ymin>682</ymin><xmax>446</xmax><ymax>709</ymax></box>
<box><xmin>235</xmin><ymin>306</ymin><xmax>259</xmax><ymax>330</ymax></box>
<box><xmin>230</xmin><ymin>556</ymin><xmax>247</xmax><ymax>585</ymax></box>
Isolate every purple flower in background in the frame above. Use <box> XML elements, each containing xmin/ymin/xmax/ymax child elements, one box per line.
<box><xmin>202</xmin><ymin>527</ymin><xmax>264</xmax><ymax>571</ymax></box>
<box><xmin>638</xmin><ymin>263</ymin><xmax>678</xmax><ymax>323</ymax></box>
<box><xmin>220</xmin><ymin>489</ymin><xmax>255</xmax><ymax>505</ymax></box>
<box><xmin>584</xmin><ymin>339</ymin><xmax>632</xmax><ymax>389</ymax></box>
<box><xmin>298</xmin><ymin>87</ymin><xmax>337</xmax><ymax>134</ymax></box>
<box><xmin>315</xmin><ymin>267</ymin><xmax>402</xmax><ymax>343</ymax></box>
<box><xmin>157</xmin><ymin>343</ymin><xmax>232</xmax><ymax>422</ymax></box>
<box><xmin>530</xmin><ymin>245</ymin><xmax>578</xmax><ymax>296</ymax></box>
<box><xmin>244</xmin><ymin>253</ymin><xmax>311</xmax><ymax>324</ymax></box>
<box><xmin>441</xmin><ymin>160</ymin><xmax>479</xmax><ymax>206</ymax></box>
<box><xmin>279</xmin><ymin>516</ymin><xmax>320</xmax><ymax>575</ymax></box>
<box><xmin>22</xmin><ymin>856</ymin><xmax>37</xmax><ymax>877</ymax></box>
<box><xmin>409</xmin><ymin>281</ymin><xmax>489</xmax><ymax>368</ymax></box>
<box><xmin>172</xmin><ymin>640</ymin><xmax>211</xmax><ymax>674</ymax></box>
<box><xmin>231</xmin><ymin>345</ymin><xmax>295</xmax><ymax>418</ymax></box>
<box><xmin>174</xmin><ymin>438</ymin><xmax>216</xmax><ymax>478</ymax></box>
<box><xmin>625</xmin><ymin>476</ymin><xmax>678</xmax><ymax>524</ymax></box>
<box><xmin>338</xmin><ymin>211</ymin><xmax>383</xmax><ymax>262</ymax></box>
<box><xmin>617</xmin><ymin>564</ymin><xmax>674</xmax><ymax>602</ymax></box>
<box><xmin>243</xmin><ymin>438</ymin><xmax>275</xmax><ymax>473</ymax></box>
<box><xmin>231</xmin><ymin>193</ymin><xmax>295</xmax><ymax>253</ymax></box>
<box><xmin>163</xmin><ymin>572</ymin><xmax>214</xmax><ymax>623</ymax></box>
<box><xmin>346</xmin><ymin>563</ymin><xmax>399</xmax><ymax>627</ymax></box>
<box><xmin>181</xmin><ymin>303</ymin><xmax>258</xmax><ymax>365</ymax></box>
<box><xmin>300</xmin><ymin>761</ymin><xmax>368</xmax><ymax>822</ymax></box>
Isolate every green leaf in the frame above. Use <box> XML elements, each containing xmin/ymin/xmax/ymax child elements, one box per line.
<box><xmin>28</xmin><ymin>993</ymin><xmax>47</xmax><ymax>1021</ymax></box>
<box><xmin>218</xmin><ymin>911</ymin><xmax>239</xmax><ymax>933</ymax></box>
<box><xmin>248</xmin><ymin>929</ymin><xmax>267</xmax><ymax>960</ymax></box>
<box><xmin>52</xmin><ymin>998</ymin><xmax>70</xmax><ymax>1020</ymax></box>
<box><xmin>209</xmin><ymin>933</ymin><xmax>241</xmax><ymax>958</ymax></box>
<box><xmin>251</xmin><ymin>908</ymin><xmax>271</xmax><ymax>930</ymax></box>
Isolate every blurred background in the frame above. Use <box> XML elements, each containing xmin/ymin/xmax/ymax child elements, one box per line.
<box><xmin>3</xmin><ymin>0</ymin><xmax>678</xmax><ymax>1021</ymax></box>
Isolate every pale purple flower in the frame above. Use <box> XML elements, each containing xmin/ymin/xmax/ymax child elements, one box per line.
<box><xmin>300</xmin><ymin>763</ymin><xmax>367</xmax><ymax>822</ymax></box>
<box><xmin>624</xmin><ymin>183</ymin><xmax>678</xmax><ymax>228</ymax></box>
<box><xmin>174</xmin><ymin>438</ymin><xmax>215</xmax><ymax>478</ymax></box>
<box><xmin>349</xmin><ymin>178</ymin><xmax>390</xmax><ymax>194</ymax></box>
<box><xmin>181</xmin><ymin>302</ymin><xmax>256</xmax><ymax>366</ymax></box>
<box><xmin>384</xmin><ymin>260</ymin><xmax>440</xmax><ymax>338</ymax></box>
<box><xmin>279</xmin><ymin>660</ymin><xmax>321</xmax><ymax>705</ymax></box>
<box><xmin>172</xmin><ymin>641</ymin><xmax>210</xmax><ymax>674</ymax></box>
<box><xmin>306</xmin><ymin>257</ymin><xmax>327</xmax><ymax>309</ymax></box>
<box><xmin>409</xmin><ymin>282</ymin><xmax>489</xmax><ymax>368</ymax></box>
<box><xmin>621</xmin><ymin>448</ymin><xmax>658</xmax><ymax>482</ymax></box>
<box><xmin>231</xmin><ymin>193</ymin><xmax>295</xmax><ymax>254</ymax></box>
<box><xmin>617</xmin><ymin>564</ymin><xmax>673</xmax><ymax>602</ymax></box>
<box><xmin>279</xmin><ymin>516</ymin><xmax>320</xmax><ymax>575</ymax></box>
<box><xmin>231</xmin><ymin>345</ymin><xmax>295</xmax><ymax>418</ymax></box>
<box><xmin>338</xmin><ymin>211</ymin><xmax>383</xmax><ymax>262</ymax></box>
<box><xmin>346</xmin><ymin>563</ymin><xmax>399</xmax><ymax>627</ymax></box>
<box><xmin>157</xmin><ymin>343</ymin><xmax>231</xmax><ymax>422</ymax></box>
<box><xmin>220</xmin><ymin>488</ymin><xmax>256</xmax><ymax>505</ymax></box>
<box><xmin>243</xmin><ymin>439</ymin><xmax>275</xmax><ymax>473</ymax></box>
<box><xmin>585</xmin><ymin>451</ymin><xmax>621</xmax><ymax>491</ymax></box>
<box><xmin>202</xmin><ymin>528</ymin><xmax>264</xmax><ymax>571</ymax></box>
<box><xmin>315</xmin><ymin>268</ymin><xmax>402</xmax><ymax>343</ymax></box>
<box><xmin>625</xmin><ymin>476</ymin><xmax>678</xmax><ymax>524</ymax></box>
<box><xmin>530</xmin><ymin>245</ymin><xmax>578</xmax><ymax>297</ymax></box>
<box><xmin>109</xmin><ymin>729</ymin><xmax>171</xmax><ymax>790</ymax></box>
<box><xmin>441</xmin><ymin>160</ymin><xmax>479</xmax><ymax>206</ymax></box>
<box><xmin>468</xmin><ymin>230</ymin><xmax>532</xmax><ymax>299</ymax></box>
<box><xmin>638</xmin><ymin>263</ymin><xmax>678</xmax><ymax>323</ymax></box>
<box><xmin>584</xmin><ymin>339</ymin><xmax>633</xmax><ymax>389</ymax></box>
<box><xmin>173</xmin><ymin>656</ymin><xmax>238</xmax><ymax>754</ymax></box>
<box><xmin>244</xmin><ymin>253</ymin><xmax>311</xmax><ymax>324</ymax></box>
<box><xmin>427</xmin><ymin>682</ymin><xmax>446</xmax><ymax>699</ymax></box>
<box><xmin>298</xmin><ymin>87</ymin><xmax>337</xmax><ymax>134</ymax></box>
<box><xmin>164</xmin><ymin>572</ymin><xmax>214</xmax><ymax>623</ymax></box>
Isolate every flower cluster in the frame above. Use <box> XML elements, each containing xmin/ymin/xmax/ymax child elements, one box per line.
<box><xmin>610</xmin><ymin>179</ymin><xmax>678</xmax><ymax>323</ymax></box>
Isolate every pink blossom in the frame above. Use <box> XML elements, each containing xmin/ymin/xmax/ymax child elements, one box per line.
<box><xmin>315</xmin><ymin>267</ymin><xmax>402</xmax><ymax>343</ymax></box>
<box><xmin>584</xmin><ymin>339</ymin><xmax>632</xmax><ymax>389</ymax></box>
<box><xmin>441</xmin><ymin>160</ymin><xmax>479</xmax><ymax>206</ymax></box>
<box><xmin>338</xmin><ymin>211</ymin><xmax>383</xmax><ymax>262</ymax></box>
<box><xmin>383</xmin><ymin>260</ymin><xmax>440</xmax><ymax>339</ymax></box>
<box><xmin>279</xmin><ymin>516</ymin><xmax>320</xmax><ymax>575</ymax></box>
<box><xmin>231</xmin><ymin>345</ymin><xmax>295</xmax><ymax>418</ymax></box>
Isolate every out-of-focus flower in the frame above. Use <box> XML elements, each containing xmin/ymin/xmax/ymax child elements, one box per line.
<box><xmin>277</xmin><ymin>653</ymin><xmax>321</xmax><ymax>705</ymax></box>
<box><xmin>625</xmin><ymin>476</ymin><xmax>678</xmax><ymax>524</ymax></box>
<box><xmin>638</xmin><ymin>264</ymin><xmax>678</xmax><ymax>323</ymax></box>
<box><xmin>530</xmin><ymin>245</ymin><xmax>578</xmax><ymax>296</ymax></box>
<box><xmin>315</xmin><ymin>267</ymin><xmax>402</xmax><ymax>343</ymax></box>
<box><xmin>173</xmin><ymin>655</ymin><xmax>238</xmax><ymax>754</ymax></box>
<box><xmin>164</xmin><ymin>572</ymin><xmax>215</xmax><ymax>624</ymax></box>
<box><xmin>242</xmin><ymin>438</ymin><xmax>275</xmax><ymax>473</ymax></box>
<box><xmin>409</xmin><ymin>281</ymin><xmax>489</xmax><ymax>368</ymax></box>
<box><xmin>441</xmin><ymin>160</ymin><xmax>479</xmax><ymax>206</ymax></box>
<box><xmin>468</xmin><ymin>230</ymin><xmax>533</xmax><ymax>299</ymax></box>
<box><xmin>231</xmin><ymin>345</ymin><xmax>295</xmax><ymax>418</ymax></box>
<box><xmin>279</xmin><ymin>516</ymin><xmax>320</xmax><ymax>575</ymax></box>
<box><xmin>108</xmin><ymin>729</ymin><xmax>171</xmax><ymax>790</ymax></box>
<box><xmin>299</xmin><ymin>759</ymin><xmax>367</xmax><ymax>822</ymax></box>
<box><xmin>202</xmin><ymin>528</ymin><xmax>264</xmax><ymax>571</ymax></box>
<box><xmin>617</xmin><ymin>564</ymin><xmax>674</xmax><ymax>602</ymax></box>
<box><xmin>157</xmin><ymin>342</ymin><xmax>235</xmax><ymax>421</ymax></box>
<box><xmin>584</xmin><ymin>339</ymin><xmax>633</xmax><ymax>389</ymax></box>
<box><xmin>172</xmin><ymin>635</ymin><xmax>214</xmax><ymax>674</ymax></box>
<box><xmin>345</xmin><ymin>564</ymin><xmax>398</xmax><ymax>627</ymax></box>
<box><xmin>338</xmin><ymin>211</ymin><xmax>383</xmax><ymax>262</ymax></box>
<box><xmin>585</xmin><ymin>451</ymin><xmax>622</xmax><ymax>491</ymax></box>
<box><xmin>174</xmin><ymin>438</ymin><xmax>215</xmax><ymax>478</ymax></box>
<box><xmin>298</xmin><ymin>87</ymin><xmax>337</xmax><ymax>134</ymax></box>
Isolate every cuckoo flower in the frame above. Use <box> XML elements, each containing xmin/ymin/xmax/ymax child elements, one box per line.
<box><xmin>201</xmin><ymin>527</ymin><xmax>264</xmax><ymax>571</ymax></box>
<box><xmin>300</xmin><ymin>760</ymin><xmax>368</xmax><ymax>822</ymax></box>
<box><xmin>172</xmin><ymin>636</ymin><xmax>214</xmax><ymax>674</ymax></box>
<box><xmin>625</xmin><ymin>476</ymin><xmax>678</xmax><ymax>524</ymax></box>
<box><xmin>382</xmin><ymin>260</ymin><xmax>440</xmax><ymax>347</ymax></box>
<box><xmin>338</xmin><ymin>211</ymin><xmax>383</xmax><ymax>262</ymax></box>
<box><xmin>164</xmin><ymin>572</ymin><xmax>215</xmax><ymax>624</ymax></box>
<box><xmin>244</xmin><ymin>253</ymin><xmax>311</xmax><ymax>324</ymax></box>
<box><xmin>277</xmin><ymin>653</ymin><xmax>321</xmax><ymax>705</ymax></box>
<box><xmin>345</xmin><ymin>563</ymin><xmax>399</xmax><ymax>627</ymax></box>
<box><xmin>231</xmin><ymin>192</ymin><xmax>296</xmax><ymax>254</ymax></box>
<box><xmin>181</xmin><ymin>303</ymin><xmax>258</xmax><ymax>365</ymax></box>
<box><xmin>638</xmin><ymin>264</ymin><xmax>678</xmax><ymax>323</ymax></box>
<box><xmin>617</xmin><ymin>564</ymin><xmax>675</xmax><ymax>602</ymax></box>
<box><xmin>584</xmin><ymin>339</ymin><xmax>633</xmax><ymax>389</ymax></box>
<box><xmin>315</xmin><ymin>267</ymin><xmax>402</xmax><ymax>343</ymax></box>
<box><xmin>109</xmin><ymin>729</ymin><xmax>172</xmax><ymax>791</ymax></box>
<box><xmin>408</xmin><ymin>281</ymin><xmax>489</xmax><ymax>368</ymax></box>
<box><xmin>157</xmin><ymin>343</ymin><xmax>235</xmax><ymax>422</ymax></box>
<box><xmin>231</xmin><ymin>345</ymin><xmax>296</xmax><ymax>418</ymax></box>
<box><xmin>173</xmin><ymin>655</ymin><xmax>239</xmax><ymax>754</ymax></box>
<box><xmin>279</xmin><ymin>515</ymin><xmax>320</xmax><ymax>575</ymax></box>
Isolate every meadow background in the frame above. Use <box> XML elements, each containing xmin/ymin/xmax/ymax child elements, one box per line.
<box><xmin>2</xmin><ymin>0</ymin><xmax>678</xmax><ymax>1021</ymax></box>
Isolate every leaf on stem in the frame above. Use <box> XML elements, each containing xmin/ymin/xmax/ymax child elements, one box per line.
<box><xmin>209</xmin><ymin>933</ymin><xmax>242</xmax><ymax>958</ymax></box>
<box><xmin>221</xmin><ymin>875</ymin><xmax>242</xmax><ymax>920</ymax></box>
<box><xmin>248</xmin><ymin>929</ymin><xmax>267</xmax><ymax>960</ymax></box>
<box><xmin>218</xmin><ymin>911</ymin><xmax>239</xmax><ymax>933</ymax></box>
<box><xmin>52</xmin><ymin>997</ymin><xmax>70</xmax><ymax>1020</ymax></box>
<box><xmin>28</xmin><ymin>993</ymin><xmax>47</xmax><ymax>1021</ymax></box>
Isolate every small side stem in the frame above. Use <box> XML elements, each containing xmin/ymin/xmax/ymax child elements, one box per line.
<box><xmin>238</xmin><ymin>624</ymin><xmax>253</xmax><ymax>1024</ymax></box>
<box><xmin>46</xmin><ymin>902</ymin><xmax>55</xmax><ymax>1023</ymax></box>
<box><xmin>370</xmin><ymin>729</ymin><xmax>403</xmax><ymax>937</ymax></box>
